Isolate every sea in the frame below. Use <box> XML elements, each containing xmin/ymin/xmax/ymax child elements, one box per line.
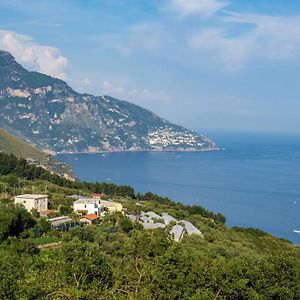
<box><xmin>58</xmin><ymin>132</ymin><xmax>300</xmax><ymax>244</ymax></box>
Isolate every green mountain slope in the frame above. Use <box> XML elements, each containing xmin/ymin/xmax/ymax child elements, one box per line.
<box><xmin>0</xmin><ymin>128</ymin><xmax>73</xmax><ymax>177</ymax></box>
<box><xmin>0</xmin><ymin>50</ymin><xmax>218</xmax><ymax>153</ymax></box>
<box><xmin>0</xmin><ymin>128</ymin><xmax>49</xmax><ymax>160</ymax></box>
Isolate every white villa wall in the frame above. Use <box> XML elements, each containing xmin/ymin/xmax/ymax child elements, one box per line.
<box><xmin>73</xmin><ymin>201</ymin><xmax>102</xmax><ymax>215</ymax></box>
<box><xmin>15</xmin><ymin>195</ymin><xmax>48</xmax><ymax>213</ymax></box>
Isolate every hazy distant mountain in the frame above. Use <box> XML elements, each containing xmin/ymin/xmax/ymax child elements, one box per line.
<box><xmin>0</xmin><ymin>50</ymin><xmax>218</xmax><ymax>153</ymax></box>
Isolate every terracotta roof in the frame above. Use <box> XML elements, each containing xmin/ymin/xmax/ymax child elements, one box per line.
<box><xmin>90</xmin><ymin>193</ymin><xmax>103</xmax><ymax>198</ymax></box>
<box><xmin>81</xmin><ymin>214</ymin><xmax>99</xmax><ymax>221</ymax></box>
<box><xmin>41</xmin><ymin>209</ymin><xmax>59</xmax><ymax>215</ymax></box>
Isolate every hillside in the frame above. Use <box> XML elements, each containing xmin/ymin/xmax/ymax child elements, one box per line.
<box><xmin>0</xmin><ymin>50</ymin><xmax>218</xmax><ymax>153</ymax></box>
<box><xmin>0</xmin><ymin>151</ymin><xmax>299</xmax><ymax>299</ymax></box>
<box><xmin>0</xmin><ymin>128</ymin><xmax>73</xmax><ymax>177</ymax></box>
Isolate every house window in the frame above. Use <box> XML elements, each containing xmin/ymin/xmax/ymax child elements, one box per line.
<box><xmin>84</xmin><ymin>204</ymin><xmax>86</xmax><ymax>208</ymax></box>
<box><xmin>23</xmin><ymin>201</ymin><xmax>26</xmax><ymax>203</ymax></box>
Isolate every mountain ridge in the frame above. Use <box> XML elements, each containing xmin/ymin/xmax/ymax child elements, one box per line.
<box><xmin>0</xmin><ymin>50</ymin><xmax>218</xmax><ymax>153</ymax></box>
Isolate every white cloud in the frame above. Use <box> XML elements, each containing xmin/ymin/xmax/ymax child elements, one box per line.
<box><xmin>168</xmin><ymin>0</ymin><xmax>227</xmax><ymax>17</ymax></box>
<box><xmin>188</xmin><ymin>27</ymin><xmax>251</xmax><ymax>68</ymax></box>
<box><xmin>100</xmin><ymin>80</ymin><xmax>171</xmax><ymax>104</ymax></box>
<box><xmin>101</xmin><ymin>80</ymin><xmax>125</xmax><ymax>95</ymax></box>
<box><xmin>128</xmin><ymin>89</ymin><xmax>171</xmax><ymax>104</ymax></box>
<box><xmin>0</xmin><ymin>30</ymin><xmax>68</xmax><ymax>79</ymax></box>
<box><xmin>79</xmin><ymin>78</ymin><xmax>91</xmax><ymax>86</ymax></box>
<box><xmin>225</xmin><ymin>12</ymin><xmax>300</xmax><ymax>60</ymax></box>
<box><xmin>188</xmin><ymin>12</ymin><xmax>300</xmax><ymax>68</ymax></box>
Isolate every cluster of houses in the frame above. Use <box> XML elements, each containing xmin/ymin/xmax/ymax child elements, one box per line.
<box><xmin>14</xmin><ymin>193</ymin><xmax>123</xmax><ymax>229</ymax></box>
<box><xmin>129</xmin><ymin>211</ymin><xmax>203</xmax><ymax>242</ymax></box>
<box><xmin>14</xmin><ymin>194</ymin><xmax>203</xmax><ymax>242</ymax></box>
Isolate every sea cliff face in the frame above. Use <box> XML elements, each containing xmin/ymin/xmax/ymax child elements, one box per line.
<box><xmin>0</xmin><ymin>50</ymin><xmax>218</xmax><ymax>153</ymax></box>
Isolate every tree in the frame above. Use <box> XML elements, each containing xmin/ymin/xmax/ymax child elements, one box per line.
<box><xmin>59</xmin><ymin>204</ymin><xmax>73</xmax><ymax>215</ymax></box>
<box><xmin>31</xmin><ymin>208</ymin><xmax>40</xmax><ymax>218</ymax></box>
<box><xmin>119</xmin><ymin>217</ymin><xmax>134</xmax><ymax>233</ymax></box>
<box><xmin>36</xmin><ymin>218</ymin><xmax>51</xmax><ymax>234</ymax></box>
<box><xmin>38</xmin><ymin>241</ymin><xmax>113</xmax><ymax>298</ymax></box>
<box><xmin>0</xmin><ymin>203</ymin><xmax>36</xmax><ymax>242</ymax></box>
<box><xmin>0</xmin><ymin>251</ymin><xmax>22</xmax><ymax>300</ymax></box>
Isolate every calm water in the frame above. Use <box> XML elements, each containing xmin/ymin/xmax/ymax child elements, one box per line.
<box><xmin>58</xmin><ymin>132</ymin><xmax>300</xmax><ymax>244</ymax></box>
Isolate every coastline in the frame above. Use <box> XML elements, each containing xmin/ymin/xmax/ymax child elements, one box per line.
<box><xmin>55</xmin><ymin>147</ymin><xmax>221</xmax><ymax>156</ymax></box>
<box><xmin>57</xmin><ymin>137</ymin><xmax>300</xmax><ymax>245</ymax></box>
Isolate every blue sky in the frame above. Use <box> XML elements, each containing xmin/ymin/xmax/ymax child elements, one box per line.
<box><xmin>1</xmin><ymin>0</ymin><xmax>300</xmax><ymax>133</ymax></box>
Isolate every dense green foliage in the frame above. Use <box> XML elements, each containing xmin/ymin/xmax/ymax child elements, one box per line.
<box><xmin>0</xmin><ymin>152</ymin><xmax>300</xmax><ymax>299</ymax></box>
<box><xmin>0</xmin><ymin>202</ymin><xmax>36</xmax><ymax>242</ymax></box>
<box><xmin>0</xmin><ymin>151</ymin><xmax>134</xmax><ymax>195</ymax></box>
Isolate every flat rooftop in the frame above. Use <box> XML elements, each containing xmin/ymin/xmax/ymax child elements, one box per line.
<box><xmin>74</xmin><ymin>198</ymin><xmax>100</xmax><ymax>204</ymax></box>
<box><xmin>15</xmin><ymin>194</ymin><xmax>48</xmax><ymax>199</ymax></box>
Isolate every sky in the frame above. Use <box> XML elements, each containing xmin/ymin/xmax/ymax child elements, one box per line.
<box><xmin>0</xmin><ymin>0</ymin><xmax>300</xmax><ymax>134</ymax></box>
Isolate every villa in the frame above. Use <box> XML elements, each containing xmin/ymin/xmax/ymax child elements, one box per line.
<box><xmin>72</xmin><ymin>197</ymin><xmax>103</xmax><ymax>215</ymax></box>
<box><xmin>71</xmin><ymin>195</ymin><xmax>123</xmax><ymax>215</ymax></box>
<box><xmin>15</xmin><ymin>194</ymin><xmax>48</xmax><ymax>215</ymax></box>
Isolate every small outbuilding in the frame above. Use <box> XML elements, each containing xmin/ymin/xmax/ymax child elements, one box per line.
<box><xmin>80</xmin><ymin>214</ymin><xmax>100</xmax><ymax>225</ymax></box>
<box><xmin>48</xmin><ymin>216</ymin><xmax>72</xmax><ymax>229</ymax></box>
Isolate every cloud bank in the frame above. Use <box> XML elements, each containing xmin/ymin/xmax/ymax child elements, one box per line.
<box><xmin>188</xmin><ymin>12</ymin><xmax>300</xmax><ymax>68</ymax></box>
<box><xmin>0</xmin><ymin>30</ymin><xmax>68</xmax><ymax>79</ymax></box>
<box><xmin>100</xmin><ymin>80</ymin><xmax>171</xmax><ymax>104</ymax></box>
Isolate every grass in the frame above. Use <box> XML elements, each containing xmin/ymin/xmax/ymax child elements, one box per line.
<box><xmin>0</xmin><ymin>128</ymin><xmax>49</xmax><ymax>161</ymax></box>
<box><xmin>0</xmin><ymin>128</ymin><xmax>73</xmax><ymax>176</ymax></box>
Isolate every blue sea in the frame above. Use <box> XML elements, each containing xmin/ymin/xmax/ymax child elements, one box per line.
<box><xmin>58</xmin><ymin>132</ymin><xmax>300</xmax><ymax>244</ymax></box>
